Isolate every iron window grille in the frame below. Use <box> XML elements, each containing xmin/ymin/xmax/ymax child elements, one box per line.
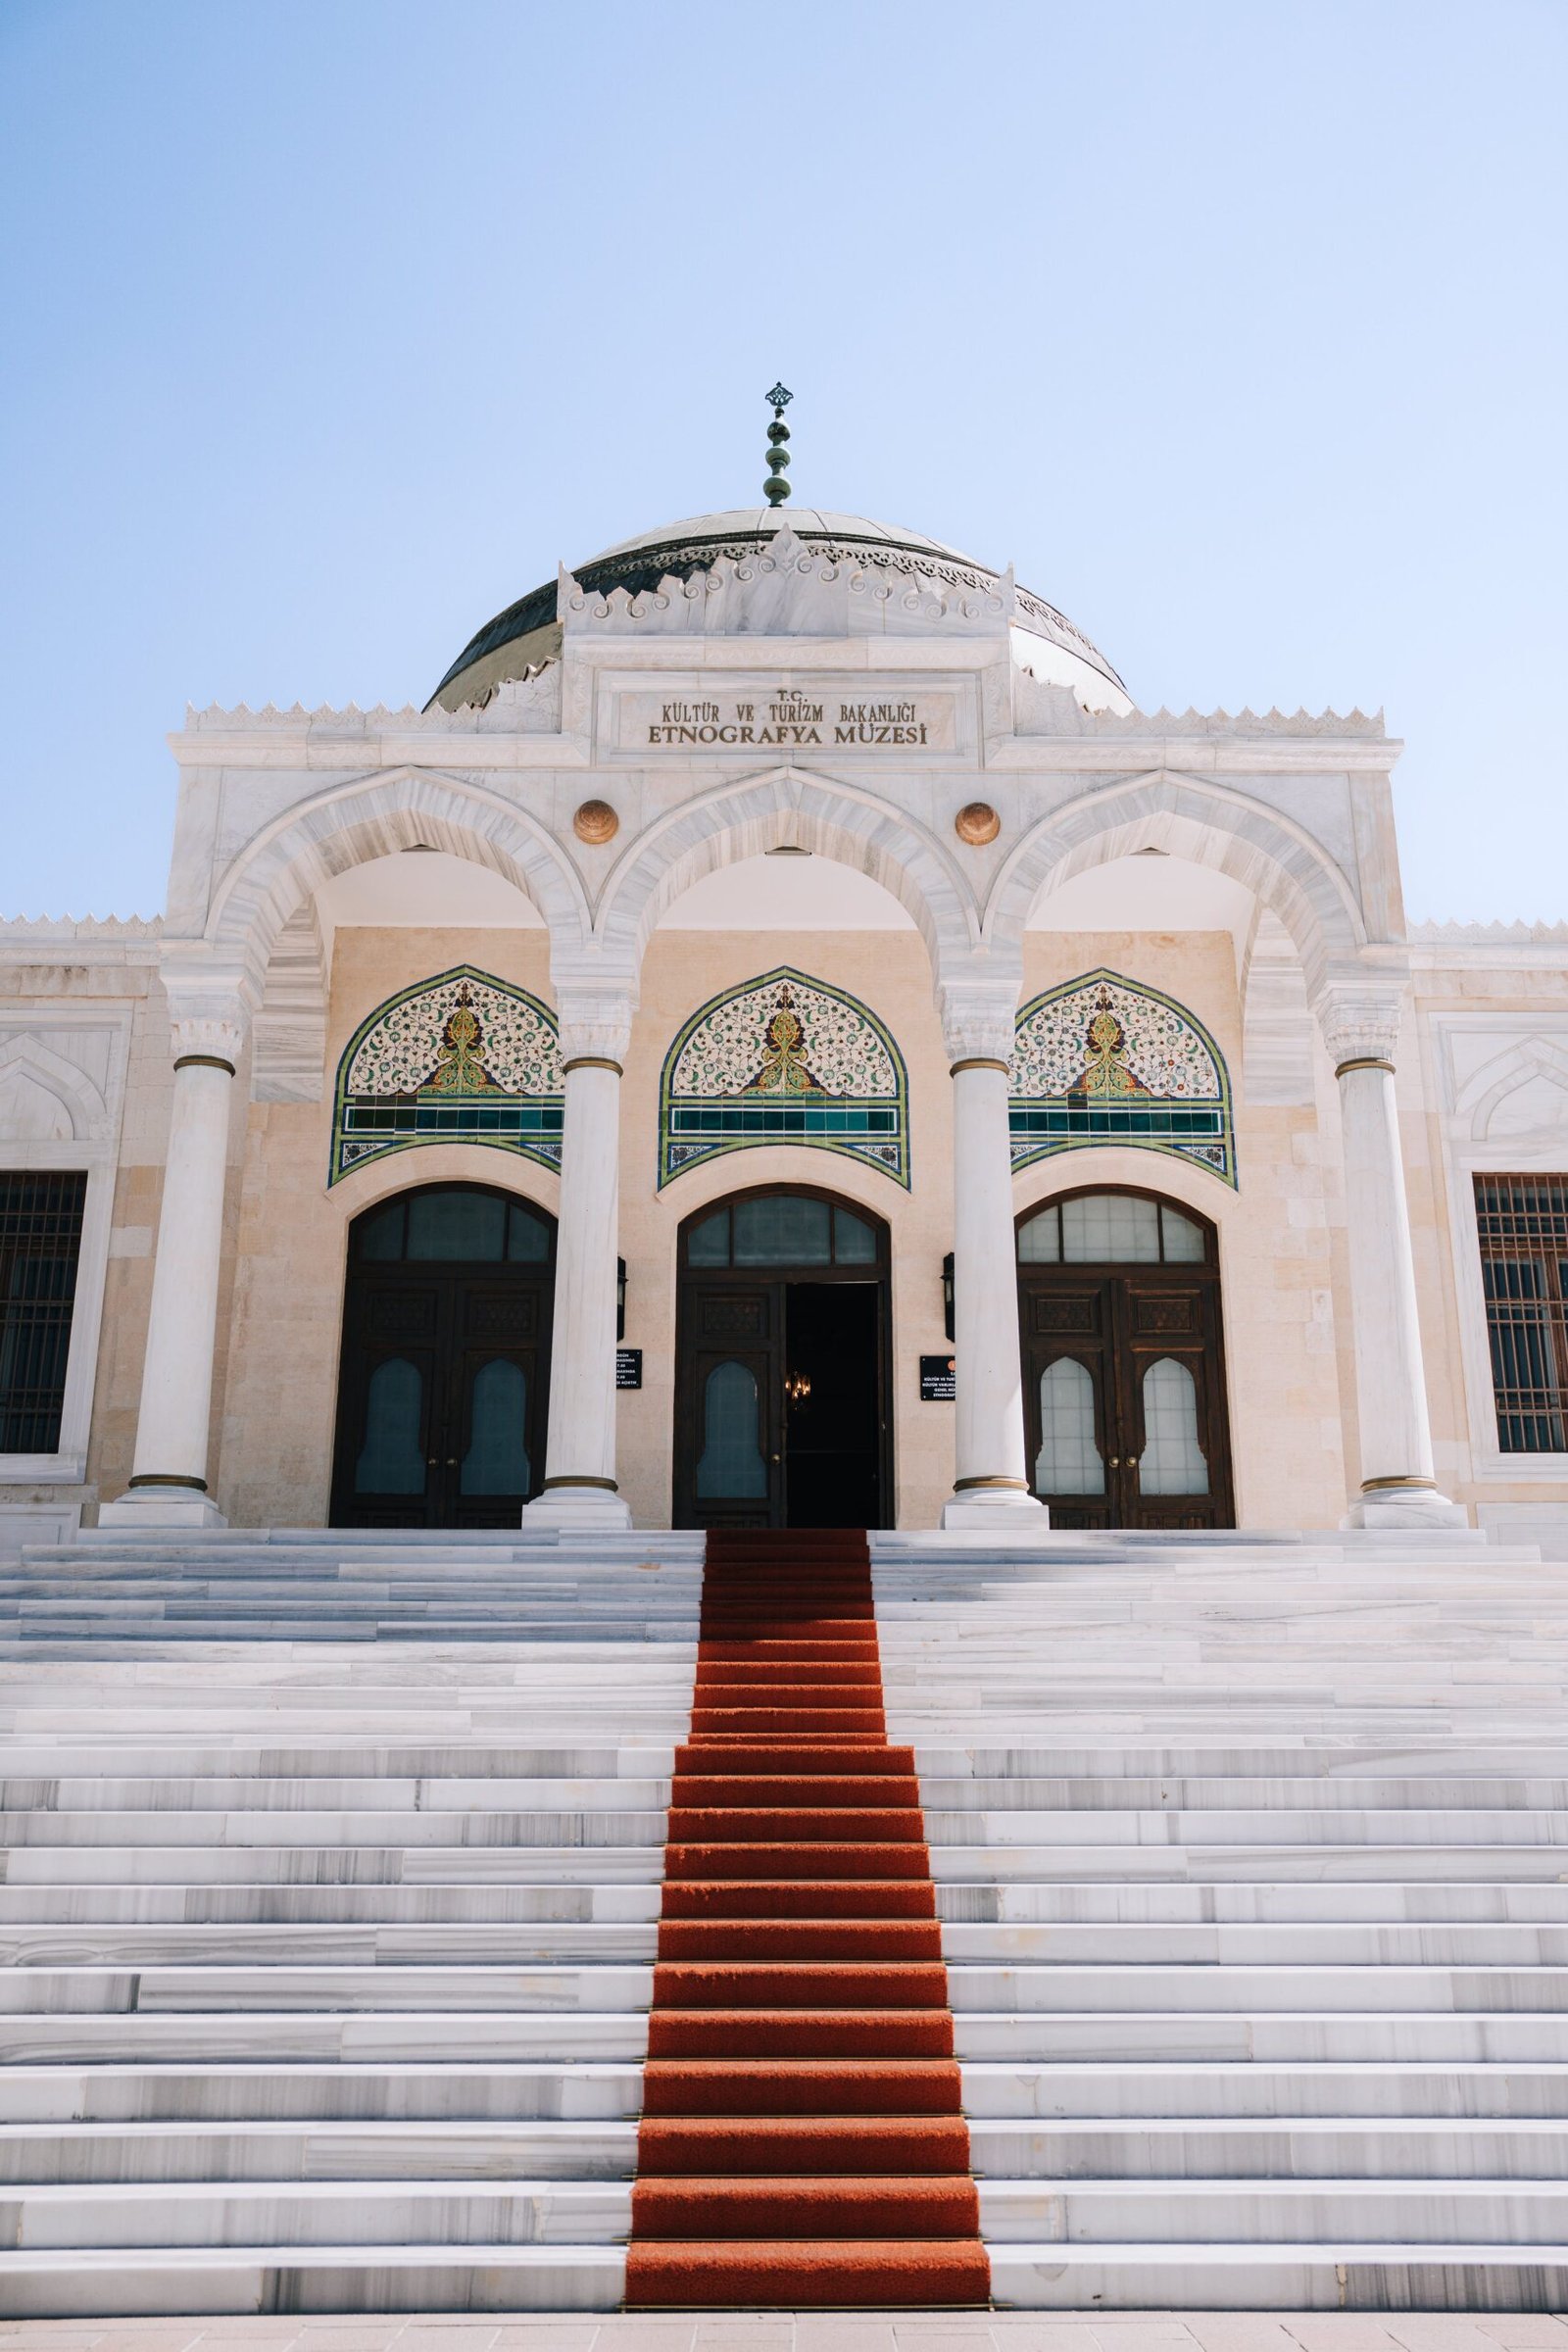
<box><xmin>1474</xmin><ymin>1174</ymin><xmax>1568</xmax><ymax>1452</ymax></box>
<box><xmin>0</xmin><ymin>1171</ymin><xmax>86</xmax><ymax>1454</ymax></box>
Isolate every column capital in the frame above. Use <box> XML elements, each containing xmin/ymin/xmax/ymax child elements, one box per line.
<box><xmin>555</xmin><ymin>986</ymin><xmax>635</xmax><ymax>1067</ymax></box>
<box><xmin>1315</xmin><ymin>980</ymin><xmax>1405</xmax><ymax>1069</ymax></box>
<box><xmin>935</xmin><ymin>970</ymin><xmax>1021</xmax><ymax>1068</ymax></box>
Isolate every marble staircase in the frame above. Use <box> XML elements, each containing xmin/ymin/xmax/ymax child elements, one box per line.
<box><xmin>0</xmin><ymin>1527</ymin><xmax>1562</xmax><ymax>2313</ymax></box>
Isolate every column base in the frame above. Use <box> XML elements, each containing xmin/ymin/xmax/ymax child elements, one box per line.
<box><xmin>522</xmin><ymin>1483</ymin><xmax>634</xmax><ymax>1532</ymax></box>
<box><xmin>97</xmin><ymin>1485</ymin><xmax>228</xmax><ymax>1531</ymax></box>
<box><xmin>941</xmin><ymin>1483</ymin><xmax>1050</xmax><ymax>1533</ymax></box>
<box><xmin>1341</xmin><ymin>1482</ymin><xmax>1468</xmax><ymax>1531</ymax></box>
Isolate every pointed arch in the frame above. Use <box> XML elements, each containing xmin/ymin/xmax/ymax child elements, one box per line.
<box><xmin>0</xmin><ymin>1036</ymin><xmax>110</xmax><ymax>1145</ymax></box>
<box><xmin>593</xmin><ymin>764</ymin><xmax>976</xmax><ymax>974</ymax></box>
<box><xmin>989</xmin><ymin>771</ymin><xmax>1368</xmax><ymax>998</ymax></box>
<box><xmin>205</xmin><ymin>769</ymin><xmax>590</xmax><ymax>991</ymax></box>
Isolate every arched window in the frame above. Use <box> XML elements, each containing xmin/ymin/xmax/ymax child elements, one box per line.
<box><xmin>1010</xmin><ymin>968</ymin><xmax>1235</xmax><ymax>1187</ymax></box>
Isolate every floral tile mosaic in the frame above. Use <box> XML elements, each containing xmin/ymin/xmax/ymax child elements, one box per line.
<box><xmin>660</xmin><ymin>966</ymin><xmax>908</xmax><ymax>1188</ymax></box>
<box><xmin>1010</xmin><ymin>968</ymin><xmax>1235</xmax><ymax>1186</ymax></box>
<box><xmin>330</xmin><ymin>965</ymin><xmax>564</xmax><ymax>1185</ymax></box>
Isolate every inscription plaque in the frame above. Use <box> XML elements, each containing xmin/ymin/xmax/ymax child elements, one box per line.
<box><xmin>613</xmin><ymin>684</ymin><xmax>962</xmax><ymax>754</ymax></box>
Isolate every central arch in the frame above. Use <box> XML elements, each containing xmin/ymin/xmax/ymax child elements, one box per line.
<box><xmin>673</xmin><ymin>1182</ymin><xmax>893</xmax><ymax>1532</ymax></box>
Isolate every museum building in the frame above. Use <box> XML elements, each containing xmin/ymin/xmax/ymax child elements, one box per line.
<box><xmin>5</xmin><ymin>466</ymin><xmax>1568</xmax><ymax>1553</ymax></box>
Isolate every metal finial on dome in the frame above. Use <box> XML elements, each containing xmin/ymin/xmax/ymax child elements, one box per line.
<box><xmin>763</xmin><ymin>382</ymin><xmax>793</xmax><ymax>507</ymax></box>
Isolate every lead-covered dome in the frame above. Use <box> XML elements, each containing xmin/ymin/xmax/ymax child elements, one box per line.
<box><xmin>428</xmin><ymin>506</ymin><xmax>1126</xmax><ymax>711</ymax></box>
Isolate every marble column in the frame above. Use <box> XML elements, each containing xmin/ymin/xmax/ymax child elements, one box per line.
<box><xmin>1319</xmin><ymin>987</ymin><xmax>1463</xmax><ymax>1528</ymax></box>
<box><xmin>99</xmin><ymin>991</ymin><xmax>249</xmax><ymax>1529</ymax></box>
<box><xmin>525</xmin><ymin>984</ymin><xmax>634</xmax><ymax>1531</ymax></box>
<box><xmin>938</xmin><ymin>978</ymin><xmax>1047</xmax><ymax>1532</ymax></box>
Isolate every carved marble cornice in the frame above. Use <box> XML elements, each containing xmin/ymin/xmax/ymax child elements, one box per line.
<box><xmin>559</xmin><ymin>521</ymin><xmax>1017</xmax><ymax>645</ymax></box>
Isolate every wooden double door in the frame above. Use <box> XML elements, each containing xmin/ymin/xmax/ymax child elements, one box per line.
<box><xmin>329</xmin><ymin>1184</ymin><xmax>554</xmax><ymax>1529</ymax></box>
<box><xmin>673</xmin><ymin>1187</ymin><xmax>892</xmax><ymax>1532</ymax></box>
<box><xmin>1018</xmin><ymin>1200</ymin><xmax>1234</xmax><ymax>1531</ymax></box>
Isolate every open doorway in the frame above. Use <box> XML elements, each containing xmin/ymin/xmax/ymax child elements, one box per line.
<box><xmin>673</xmin><ymin>1186</ymin><xmax>892</xmax><ymax>1531</ymax></box>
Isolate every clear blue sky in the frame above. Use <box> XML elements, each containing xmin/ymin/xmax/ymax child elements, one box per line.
<box><xmin>2</xmin><ymin>0</ymin><xmax>1564</xmax><ymax>921</ymax></box>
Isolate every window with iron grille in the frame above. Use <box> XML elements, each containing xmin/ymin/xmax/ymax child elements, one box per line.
<box><xmin>1474</xmin><ymin>1174</ymin><xmax>1568</xmax><ymax>1452</ymax></box>
<box><xmin>0</xmin><ymin>1172</ymin><xmax>86</xmax><ymax>1454</ymax></box>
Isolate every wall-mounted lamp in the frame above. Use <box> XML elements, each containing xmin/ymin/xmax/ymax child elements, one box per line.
<box><xmin>616</xmin><ymin>1257</ymin><xmax>627</xmax><ymax>1344</ymax></box>
<box><xmin>942</xmin><ymin>1252</ymin><xmax>956</xmax><ymax>1345</ymax></box>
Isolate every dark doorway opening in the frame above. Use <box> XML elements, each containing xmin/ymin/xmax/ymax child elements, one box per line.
<box><xmin>674</xmin><ymin>1186</ymin><xmax>892</xmax><ymax>1531</ymax></box>
<box><xmin>329</xmin><ymin>1183</ymin><xmax>555</xmax><ymax>1529</ymax></box>
<box><xmin>1016</xmin><ymin>1185</ymin><xmax>1235</xmax><ymax>1531</ymax></box>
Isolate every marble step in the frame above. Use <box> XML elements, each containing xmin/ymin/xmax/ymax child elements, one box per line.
<box><xmin>0</xmin><ymin>2120</ymin><xmax>638</xmax><ymax>2181</ymax></box>
<box><xmin>951</xmin><ymin>2014</ymin><xmax>1568</xmax><ymax>2063</ymax></box>
<box><xmin>2</xmin><ymin>2174</ymin><xmax>1567</xmax><ymax>2250</ymax></box>
<box><xmin>0</xmin><ymin>2064</ymin><xmax>646</xmax><ymax>2124</ymax></box>
<box><xmin>959</xmin><ymin>2061</ymin><xmax>1568</xmax><ymax>2119</ymax></box>
<box><xmin>0</xmin><ymin>2014</ymin><xmax>654</xmax><ymax>2065</ymax></box>
<box><xmin>925</xmin><ymin>1845</ymin><xmax>1568</xmax><ymax>1882</ymax></box>
<box><xmin>0</xmin><ymin>1745</ymin><xmax>682</xmax><ymax>1779</ymax></box>
<box><xmin>9</xmin><ymin>2056</ymin><xmax>1568</xmax><ymax>2127</ymax></box>
<box><xmin>10</xmin><ymin>1804</ymin><xmax>1564</xmax><ymax>1847</ymax></box>
<box><xmin>935</xmin><ymin>1884</ymin><xmax>1568</xmax><ymax>1923</ymax></box>
<box><xmin>4</xmin><ymin>2115</ymin><xmax>1568</xmax><ymax>2185</ymax></box>
<box><xmin>2</xmin><ymin>1960</ymin><xmax>1566</xmax><ymax>2019</ymax></box>
<box><xmin>0</xmin><ymin>1845</ymin><xmax>669</xmax><ymax>1885</ymax></box>
<box><xmin>0</xmin><ymin>2242</ymin><xmax>629</xmax><ymax>2317</ymax></box>
<box><xmin>975</xmin><ymin>2177</ymin><xmax>1568</xmax><ymax>2244</ymax></box>
<box><xmin>0</xmin><ymin>1965</ymin><xmax>658</xmax><ymax>2014</ymax></box>
<box><xmin>0</xmin><ymin>1776</ymin><xmax>678</xmax><ymax>1810</ymax></box>
<box><xmin>0</xmin><ymin>2178</ymin><xmax>634</xmax><ymax>2247</ymax></box>
<box><xmin>0</xmin><ymin>1808</ymin><xmax>674</xmax><ymax>1847</ymax></box>
<box><xmin>15</xmin><ymin>1772</ymin><xmax>1568</xmax><ymax>1813</ymax></box>
<box><xmin>16</xmin><ymin>2239</ymin><xmax>1563</xmax><ymax>2321</ymax></box>
<box><xmin>0</xmin><ymin>1886</ymin><xmax>666</xmax><ymax>1924</ymax></box>
<box><xmin>984</xmin><ymin>2242</ymin><xmax>1568</xmax><ymax>2311</ymax></box>
<box><xmin>6</xmin><ymin>1920</ymin><xmax>1568</xmax><ymax>1966</ymax></box>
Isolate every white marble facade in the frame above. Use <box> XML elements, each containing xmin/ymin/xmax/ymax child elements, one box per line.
<box><xmin>4</xmin><ymin>502</ymin><xmax>1568</xmax><ymax>1544</ymax></box>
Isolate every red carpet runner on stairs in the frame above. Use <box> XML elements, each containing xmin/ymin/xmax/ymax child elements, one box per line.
<box><xmin>624</xmin><ymin>1527</ymin><xmax>991</xmax><ymax>2309</ymax></box>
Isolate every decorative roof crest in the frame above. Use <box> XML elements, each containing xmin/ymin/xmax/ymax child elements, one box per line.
<box><xmin>558</xmin><ymin>519</ymin><xmax>1016</xmax><ymax>643</ymax></box>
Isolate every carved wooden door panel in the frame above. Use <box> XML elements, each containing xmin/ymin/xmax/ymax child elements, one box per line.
<box><xmin>676</xmin><ymin>1283</ymin><xmax>783</xmax><ymax>1530</ymax></box>
<box><xmin>330</xmin><ymin>1276</ymin><xmax>447</xmax><ymax>1529</ymax></box>
<box><xmin>1115</xmin><ymin>1275</ymin><xmax>1233</xmax><ymax>1529</ymax></box>
<box><xmin>1020</xmin><ymin>1270</ymin><xmax>1233</xmax><ymax>1530</ymax></box>
<box><xmin>1020</xmin><ymin>1276</ymin><xmax>1117</xmax><ymax>1529</ymax></box>
<box><xmin>444</xmin><ymin>1276</ymin><xmax>549</xmax><ymax>1528</ymax></box>
<box><xmin>332</xmin><ymin>1268</ymin><xmax>553</xmax><ymax>1528</ymax></box>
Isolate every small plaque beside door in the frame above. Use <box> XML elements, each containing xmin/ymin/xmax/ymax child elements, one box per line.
<box><xmin>920</xmin><ymin>1354</ymin><xmax>956</xmax><ymax>1402</ymax></box>
<box><xmin>615</xmin><ymin>1348</ymin><xmax>643</xmax><ymax>1391</ymax></box>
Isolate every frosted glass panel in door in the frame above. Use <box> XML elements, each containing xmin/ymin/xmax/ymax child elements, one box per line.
<box><xmin>1139</xmin><ymin>1356</ymin><xmax>1208</xmax><ymax>1494</ymax></box>
<box><xmin>1035</xmin><ymin>1358</ymin><xmax>1104</xmax><ymax>1494</ymax></box>
<box><xmin>461</xmin><ymin>1357</ymin><xmax>529</xmax><ymax>1495</ymax></box>
<box><xmin>355</xmin><ymin>1357</ymin><xmax>425</xmax><ymax>1494</ymax></box>
<box><xmin>696</xmin><ymin>1360</ymin><xmax>767</xmax><ymax>1498</ymax></box>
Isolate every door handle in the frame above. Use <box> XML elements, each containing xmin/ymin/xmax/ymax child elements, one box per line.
<box><xmin>770</xmin><ymin>1452</ymin><xmax>781</xmax><ymax>1464</ymax></box>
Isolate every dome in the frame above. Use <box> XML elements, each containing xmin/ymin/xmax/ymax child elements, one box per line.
<box><xmin>427</xmin><ymin>506</ymin><xmax>1125</xmax><ymax>711</ymax></box>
